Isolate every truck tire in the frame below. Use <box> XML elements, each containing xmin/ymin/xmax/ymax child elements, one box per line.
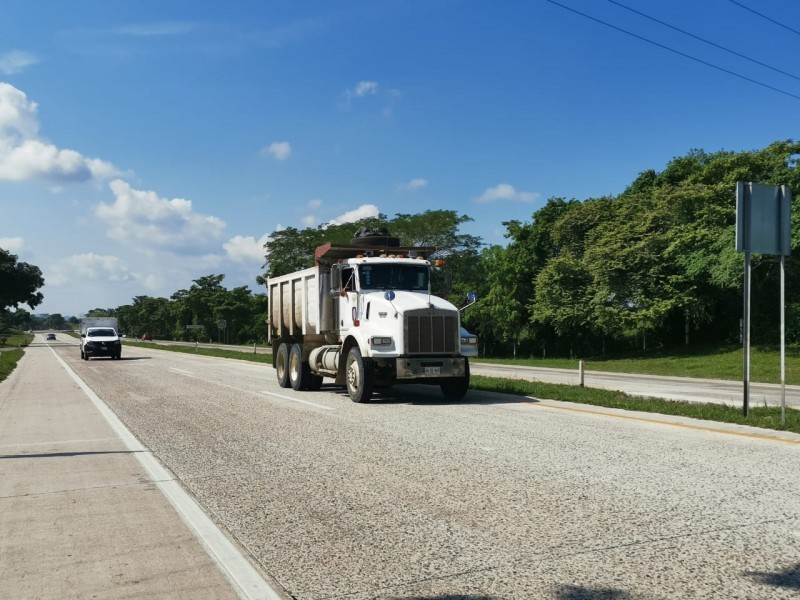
<box><xmin>440</xmin><ymin>359</ymin><xmax>470</xmax><ymax>401</ymax></box>
<box><xmin>345</xmin><ymin>347</ymin><xmax>374</xmax><ymax>403</ymax></box>
<box><xmin>289</xmin><ymin>343</ymin><xmax>311</xmax><ymax>391</ymax></box>
<box><xmin>275</xmin><ymin>343</ymin><xmax>291</xmax><ymax>388</ymax></box>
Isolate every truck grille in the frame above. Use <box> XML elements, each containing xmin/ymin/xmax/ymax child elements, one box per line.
<box><xmin>405</xmin><ymin>312</ymin><xmax>458</xmax><ymax>354</ymax></box>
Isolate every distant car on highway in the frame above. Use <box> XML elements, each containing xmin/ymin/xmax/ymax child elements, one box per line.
<box><xmin>460</xmin><ymin>327</ymin><xmax>478</xmax><ymax>357</ymax></box>
<box><xmin>46</xmin><ymin>333</ymin><xmax>56</xmax><ymax>341</ymax></box>
<box><xmin>141</xmin><ymin>333</ymin><xmax>153</xmax><ymax>341</ymax></box>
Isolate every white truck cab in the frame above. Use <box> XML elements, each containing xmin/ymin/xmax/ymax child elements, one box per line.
<box><xmin>268</xmin><ymin>230</ymin><xmax>476</xmax><ymax>402</ymax></box>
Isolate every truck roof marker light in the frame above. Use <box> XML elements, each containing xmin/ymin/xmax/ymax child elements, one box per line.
<box><xmin>435</xmin><ymin>259</ymin><xmax>446</xmax><ymax>267</ymax></box>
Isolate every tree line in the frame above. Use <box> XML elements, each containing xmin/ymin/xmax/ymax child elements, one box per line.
<box><xmin>4</xmin><ymin>140</ymin><xmax>799</xmax><ymax>357</ymax></box>
<box><xmin>89</xmin><ymin>275</ymin><xmax>269</xmax><ymax>344</ymax></box>
<box><xmin>470</xmin><ymin>139</ymin><xmax>800</xmax><ymax>357</ymax></box>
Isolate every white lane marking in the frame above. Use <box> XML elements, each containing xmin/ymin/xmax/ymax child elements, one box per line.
<box><xmin>49</xmin><ymin>348</ymin><xmax>285</xmax><ymax>600</ymax></box>
<box><xmin>170</xmin><ymin>367</ymin><xmax>195</xmax><ymax>376</ymax></box>
<box><xmin>0</xmin><ymin>437</ymin><xmax>119</xmax><ymax>449</ymax></box>
<box><xmin>260</xmin><ymin>390</ymin><xmax>334</xmax><ymax>411</ymax></box>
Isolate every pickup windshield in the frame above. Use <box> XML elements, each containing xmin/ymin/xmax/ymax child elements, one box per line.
<box><xmin>88</xmin><ymin>328</ymin><xmax>116</xmax><ymax>337</ymax></box>
<box><xmin>359</xmin><ymin>264</ymin><xmax>429</xmax><ymax>291</ymax></box>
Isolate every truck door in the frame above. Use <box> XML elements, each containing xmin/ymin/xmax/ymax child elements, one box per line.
<box><xmin>338</xmin><ymin>266</ymin><xmax>358</xmax><ymax>333</ymax></box>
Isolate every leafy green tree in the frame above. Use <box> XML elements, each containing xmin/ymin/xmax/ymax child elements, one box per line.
<box><xmin>44</xmin><ymin>314</ymin><xmax>67</xmax><ymax>330</ymax></box>
<box><xmin>0</xmin><ymin>248</ymin><xmax>44</xmax><ymax>311</ymax></box>
<box><xmin>531</xmin><ymin>254</ymin><xmax>595</xmax><ymax>357</ymax></box>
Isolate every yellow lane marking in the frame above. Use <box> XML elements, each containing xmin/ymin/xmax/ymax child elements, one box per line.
<box><xmin>525</xmin><ymin>400</ymin><xmax>800</xmax><ymax>446</ymax></box>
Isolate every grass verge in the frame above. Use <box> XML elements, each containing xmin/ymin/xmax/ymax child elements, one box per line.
<box><xmin>470</xmin><ymin>375</ymin><xmax>800</xmax><ymax>434</ymax></box>
<box><xmin>0</xmin><ymin>348</ymin><xmax>25</xmax><ymax>382</ymax></box>
<box><xmin>0</xmin><ymin>333</ymin><xmax>32</xmax><ymax>383</ymax></box>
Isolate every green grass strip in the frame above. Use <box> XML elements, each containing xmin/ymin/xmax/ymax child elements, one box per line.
<box><xmin>0</xmin><ymin>348</ymin><xmax>25</xmax><ymax>380</ymax></box>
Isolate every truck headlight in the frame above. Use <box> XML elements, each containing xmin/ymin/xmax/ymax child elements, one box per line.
<box><xmin>371</xmin><ymin>336</ymin><xmax>393</xmax><ymax>346</ymax></box>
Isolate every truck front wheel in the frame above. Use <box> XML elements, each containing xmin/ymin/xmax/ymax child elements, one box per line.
<box><xmin>289</xmin><ymin>343</ymin><xmax>311</xmax><ymax>391</ymax></box>
<box><xmin>440</xmin><ymin>359</ymin><xmax>470</xmax><ymax>401</ymax></box>
<box><xmin>275</xmin><ymin>343</ymin><xmax>291</xmax><ymax>388</ymax></box>
<box><xmin>345</xmin><ymin>347</ymin><xmax>374</xmax><ymax>403</ymax></box>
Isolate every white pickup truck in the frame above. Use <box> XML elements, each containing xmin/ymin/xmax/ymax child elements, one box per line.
<box><xmin>80</xmin><ymin>317</ymin><xmax>122</xmax><ymax>360</ymax></box>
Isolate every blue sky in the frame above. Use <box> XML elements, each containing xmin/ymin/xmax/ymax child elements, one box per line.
<box><xmin>1</xmin><ymin>0</ymin><xmax>798</xmax><ymax>316</ymax></box>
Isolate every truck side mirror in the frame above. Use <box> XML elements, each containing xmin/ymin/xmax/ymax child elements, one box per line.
<box><xmin>460</xmin><ymin>291</ymin><xmax>478</xmax><ymax>311</ymax></box>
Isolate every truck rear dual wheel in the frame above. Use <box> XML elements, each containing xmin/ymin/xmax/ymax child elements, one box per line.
<box><xmin>275</xmin><ymin>343</ymin><xmax>291</xmax><ymax>388</ymax></box>
<box><xmin>346</xmin><ymin>347</ymin><xmax>374</xmax><ymax>403</ymax></box>
<box><xmin>289</xmin><ymin>344</ymin><xmax>312</xmax><ymax>391</ymax></box>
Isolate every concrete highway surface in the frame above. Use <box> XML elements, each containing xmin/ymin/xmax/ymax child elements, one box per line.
<box><xmin>8</xmin><ymin>336</ymin><xmax>800</xmax><ymax>598</ymax></box>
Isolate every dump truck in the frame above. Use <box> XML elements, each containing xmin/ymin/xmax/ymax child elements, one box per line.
<box><xmin>80</xmin><ymin>316</ymin><xmax>122</xmax><ymax>360</ymax></box>
<box><xmin>267</xmin><ymin>228</ymin><xmax>475</xmax><ymax>402</ymax></box>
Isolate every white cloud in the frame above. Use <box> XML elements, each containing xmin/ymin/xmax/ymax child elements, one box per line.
<box><xmin>46</xmin><ymin>253</ymin><xmax>137</xmax><ymax>287</ymax></box>
<box><xmin>342</xmin><ymin>81</ymin><xmax>382</xmax><ymax>108</ymax></box>
<box><xmin>301</xmin><ymin>214</ymin><xmax>317</xmax><ymax>227</ymax></box>
<box><xmin>262</xmin><ymin>141</ymin><xmax>292</xmax><ymax>161</ymax></box>
<box><xmin>96</xmin><ymin>179</ymin><xmax>226</xmax><ymax>251</ymax></box>
<box><xmin>353</xmin><ymin>81</ymin><xmax>379</xmax><ymax>97</ymax></box>
<box><xmin>0</xmin><ymin>83</ymin><xmax>120</xmax><ymax>183</ymax></box>
<box><xmin>0</xmin><ymin>236</ymin><xmax>24</xmax><ymax>252</ymax></box>
<box><xmin>403</xmin><ymin>178</ymin><xmax>428</xmax><ymax>190</ymax></box>
<box><xmin>328</xmin><ymin>204</ymin><xmax>380</xmax><ymax>225</ymax></box>
<box><xmin>116</xmin><ymin>22</ymin><xmax>196</xmax><ymax>37</ymax></box>
<box><xmin>308</xmin><ymin>198</ymin><xmax>322</xmax><ymax>209</ymax></box>
<box><xmin>474</xmin><ymin>183</ymin><xmax>540</xmax><ymax>204</ymax></box>
<box><xmin>223</xmin><ymin>233</ymin><xmax>270</xmax><ymax>263</ymax></box>
<box><xmin>0</xmin><ymin>51</ymin><xmax>38</xmax><ymax>75</ymax></box>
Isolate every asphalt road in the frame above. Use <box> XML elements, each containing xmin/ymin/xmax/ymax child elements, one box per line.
<box><xmin>43</xmin><ymin>338</ymin><xmax>800</xmax><ymax>599</ymax></box>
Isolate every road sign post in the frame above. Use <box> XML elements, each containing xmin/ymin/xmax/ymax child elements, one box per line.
<box><xmin>735</xmin><ymin>182</ymin><xmax>791</xmax><ymax>421</ymax></box>
<box><xmin>186</xmin><ymin>324</ymin><xmax>203</xmax><ymax>353</ymax></box>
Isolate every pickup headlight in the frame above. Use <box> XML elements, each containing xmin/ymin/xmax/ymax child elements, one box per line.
<box><xmin>461</xmin><ymin>335</ymin><xmax>477</xmax><ymax>345</ymax></box>
<box><xmin>371</xmin><ymin>336</ymin><xmax>393</xmax><ymax>346</ymax></box>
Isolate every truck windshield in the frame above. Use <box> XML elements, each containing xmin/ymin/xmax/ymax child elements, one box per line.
<box><xmin>88</xmin><ymin>329</ymin><xmax>116</xmax><ymax>337</ymax></box>
<box><xmin>358</xmin><ymin>264</ymin><xmax>429</xmax><ymax>291</ymax></box>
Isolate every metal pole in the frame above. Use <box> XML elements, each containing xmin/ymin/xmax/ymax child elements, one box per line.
<box><xmin>743</xmin><ymin>251</ymin><xmax>751</xmax><ymax>417</ymax></box>
<box><xmin>781</xmin><ymin>253</ymin><xmax>786</xmax><ymax>426</ymax></box>
<box><xmin>578</xmin><ymin>360</ymin><xmax>585</xmax><ymax>387</ymax></box>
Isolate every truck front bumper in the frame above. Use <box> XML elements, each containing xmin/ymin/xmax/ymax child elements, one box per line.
<box><xmin>395</xmin><ymin>357</ymin><xmax>466</xmax><ymax>379</ymax></box>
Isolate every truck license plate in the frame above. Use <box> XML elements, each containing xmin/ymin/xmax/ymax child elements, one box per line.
<box><xmin>424</xmin><ymin>366</ymin><xmax>441</xmax><ymax>376</ymax></box>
